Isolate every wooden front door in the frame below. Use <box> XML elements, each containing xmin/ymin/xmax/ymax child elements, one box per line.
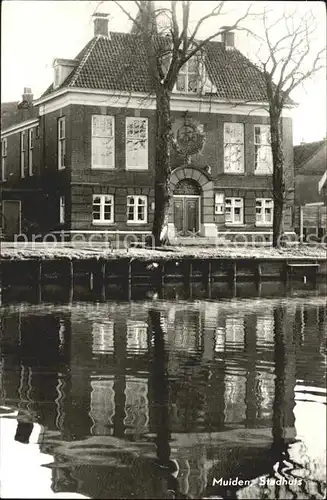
<box><xmin>173</xmin><ymin>196</ymin><xmax>200</xmax><ymax>236</ymax></box>
<box><xmin>2</xmin><ymin>200</ymin><xmax>21</xmax><ymax>240</ymax></box>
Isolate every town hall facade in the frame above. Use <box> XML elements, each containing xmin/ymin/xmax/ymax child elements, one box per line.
<box><xmin>1</xmin><ymin>13</ymin><xmax>295</xmax><ymax>243</ymax></box>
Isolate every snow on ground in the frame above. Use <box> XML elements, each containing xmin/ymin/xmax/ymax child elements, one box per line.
<box><xmin>0</xmin><ymin>242</ymin><xmax>326</xmax><ymax>261</ymax></box>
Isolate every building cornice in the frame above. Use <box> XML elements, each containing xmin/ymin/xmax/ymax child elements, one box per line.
<box><xmin>34</xmin><ymin>88</ymin><xmax>294</xmax><ymax>118</ymax></box>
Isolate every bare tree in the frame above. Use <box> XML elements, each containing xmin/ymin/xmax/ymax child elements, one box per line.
<box><xmin>255</xmin><ymin>6</ymin><xmax>325</xmax><ymax>247</ymax></box>
<box><xmin>113</xmin><ymin>0</ymin><xmax>254</xmax><ymax>246</ymax></box>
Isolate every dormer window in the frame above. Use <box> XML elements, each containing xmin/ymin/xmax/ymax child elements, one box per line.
<box><xmin>176</xmin><ymin>56</ymin><xmax>203</xmax><ymax>93</ymax></box>
<box><xmin>53</xmin><ymin>58</ymin><xmax>78</xmax><ymax>89</ymax></box>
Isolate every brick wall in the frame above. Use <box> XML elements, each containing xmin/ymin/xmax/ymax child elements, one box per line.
<box><xmin>1</xmin><ymin>101</ymin><xmax>295</xmax><ymax>238</ymax></box>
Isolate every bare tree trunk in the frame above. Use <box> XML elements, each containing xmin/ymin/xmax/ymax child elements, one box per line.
<box><xmin>152</xmin><ymin>86</ymin><xmax>172</xmax><ymax>247</ymax></box>
<box><xmin>270</xmin><ymin>111</ymin><xmax>285</xmax><ymax>248</ymax></box>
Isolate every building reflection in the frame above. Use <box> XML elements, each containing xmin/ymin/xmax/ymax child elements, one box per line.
<box><xmin>0</xmin><ymin>298</ymin><xmax>326</xmax><ymax>499</ymax></box>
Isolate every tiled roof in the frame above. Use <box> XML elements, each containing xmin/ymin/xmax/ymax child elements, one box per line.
<box><xmin>294</xmin><ymin>140</ymin><xmax>326</xmax><ymax>175</ymax></box>
<box><xmin>42</xmin><ymin>32</ymin><xmax>287</xmax><ymax>103</ymax></box>
<box><xmin>1</xmin><ymin>102</ymin><xmax>20</xmax><ymax>129</ymax></box>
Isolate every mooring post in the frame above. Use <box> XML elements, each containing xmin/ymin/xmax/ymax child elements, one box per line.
<box><xmin>157</xmin><ymin>261</ymin><xmax>165</xmax><ymax>295</ymax></box>
<box><xmin>36</xmin><ymin>259</ymin><xmax>42</xmax><ymax>303</ymax></box>
<box><xmin>230</xmin><ymin>260</ymin><xmax>237</xmax><ymax>284</ymax></box>
<box><xmin>207</xmin><ymin>260</ymin><xmax>212</xmax><ymax>298</ymax></box>
<box><xmin>255</xmin><ymin>261</ymin><xmax>262</xmax><ymax>285</ymax></box>
<box><xmin>68</xmin><ymin>259</ymin><xmax>74</xmax><ymax>303</ymax></box>
<box><xmin>284</xmin><ymin>261</ymin><xmax>290</xmax><ymax>285</ymax></box>
<box><xmin>126</xmin><ymin>259</ymin><xmax>132</xmax><ymax>300</ymax></box>
<box><xmin>183</xmin><ymin>259</ymin><xmax>191</xmax><ymax>296</ymax></box>
<box><xmin>99</xmin><ymin>259</ymin><xmax>106</xmax><ymax>302</ymax></box>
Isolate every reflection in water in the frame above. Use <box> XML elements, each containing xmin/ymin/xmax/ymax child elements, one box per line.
<box><xmin>0</xmin><ymin>296</ymin><xmax>326</xmax><ymax>499</ymax></box>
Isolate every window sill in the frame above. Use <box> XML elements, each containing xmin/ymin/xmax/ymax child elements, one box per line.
<box><xmin>223</xmin><ymin>171</ymin><xmax>245</xmax><ymax>175</ymax></box>
<box><xmin>126</xmin><ymin>167</ymin><xmax>149</xmax><ymax>171</ymax></box>
<box><xmin>127</xmin><ymin>221</ymin><xmax>148</xmax><ymax>225</ymax></box>
<box><xmin>255</xmin><ymin>223</ymin><xmax>273</xmax><ymax>227</ymax></box>
<box><xmin>91</xmin><ymin>166</ymin><xmax>115</xmax><ymax>170</ymax></box>
<box><xmin>92</xmin><ymin>221</ymin><xmax>116</xmax><ymax>226</ymax></box>
<box><xmin>225</xmin><ymin>223</ymin><xmax>246</xmax><ymax>227</ymax></box>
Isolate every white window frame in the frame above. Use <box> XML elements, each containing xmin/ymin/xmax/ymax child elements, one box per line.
<box><xmin>225</xmin><ymin>197</ymin><xmax>244</xmax><ymax>225</ymax></box>
<box><xmin>20</xmin><ymin>131</ymin><xmax>27</xmax><ymax>178</ymax></box>
<box><xmin>214</xmin><ymin>193</ymin><xmax>224</xmax><ymax>215</ymax></box>
<box><xmin>224</xmin><ymin>123</ymin><xmax>244</xmax><ymax>173</ymax></box>
<box><xmin>59</xmin><ymin>196</ymin><xmax>65</xmax><ymax>224</ymax></box>
<box><xmin>91</xmin><ymin>115</ymin><xmax>115</xmax><ymax>170</ymax></box>
<box><xmin>28</xmin><ymin>128</ymin><xmax>34</xmax><ymax>176</ymax></box>
<box><xmin>254</xmin><ymin>125</ymin><xmax>273</xmax><ymax>175</ymax></box>
<box><xmin>174</xmin><ymin>55</ymin><xmax>204</xmax><ymax>94</ymax></box>
<box><xmin>1</xmin><ymin>138</ymin><xmax>7</xmax><ymax>182</ymax></box>
<box><xmin>127</xmin><ymin>195</ymin><xmax>148</xmax><ymax>224</ymax></box>
<box><xmin>256</xmin><ymin>198</ymin><xmax>274</xmax><ymax>226</ymax></box>
<box><xmin>92</xmin><ymin>194</ymin><xmax>114</xmax><ymax>225</ymax></box>
<box><xmin>58</xmin><ymin>117</ymin><xmax>66</xmax><ymax>170</ymax></box>
<box><xmin>125</xmin><ymin>117</ymin><xmax>148</xmax><ymax>170</ymax></box>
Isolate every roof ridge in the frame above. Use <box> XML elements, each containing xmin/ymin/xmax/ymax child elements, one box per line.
<box><xmin>69</xmin><ymin>36</ymin><xmax>100</xmax><ymax>88</ymax></box>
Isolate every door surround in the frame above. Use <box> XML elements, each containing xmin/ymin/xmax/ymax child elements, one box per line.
<box><xmin>168</xmin><ymin>166</ymin><xmax>217</xmax><ymax>239</ymax></box>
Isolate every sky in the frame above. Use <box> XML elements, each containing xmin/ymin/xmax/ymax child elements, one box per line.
<box><xmin>1</xmin><ymin>0</ymin><xmax>326</xmax><ymax>145</ymax></box>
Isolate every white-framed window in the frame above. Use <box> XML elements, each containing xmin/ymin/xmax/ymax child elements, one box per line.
<box><xmin>126</xmin><ymin>117</ymin><xmax>148</xmax><ymax>169</ymax></box>
<box><xmin>91</xmin><ymin>115</ymin><xmax>115</xmax><ymax>169</ymax></box>
<box><xmin>175</xmin><ymin>55</ymin><xmax>205</xmax><ymax>93</ymax></box>
<box><xmin>225</xmin><ymin>197</ymin><xmax>244</xmax><ymax>225</ymax></box>
<box><xmin>58</xmin><ymin>117</ymin><xmax>66</xmax><ymax>170</ymax></box>
<box><xmin>20</xmin><ymin>131</ymin><xmax>27</xmax><ymax>178</ymax></box>
<box><xmin>127</xmin><ymin>195</ymin><xmax>147</xmax><ymax>224</ymax></box>
<box><xmin>224</xmin><ymin>123</ymin><xmax>244</xmax><ymax>173</ymax></box>
<box><xmin>1</xmin><ymin>138</ymin><xmax>7</xmax><ymax>182</ymax></box>
<box><xmin>92</xmin><ymin>194</ymin><xmax>114</xmax><ymax>224</ymax></box>
<box><xmin>254</xmin><ymin>125</ymin><xmax>272</xmax><ymax>174</ymax></box>
<box><xmin>256</xmin><ymin>198</ymin><xmax>273</xmax><ymax>226</ymax></box>
<box><xmin>28</xmin><ymin>128</ymin><xmax>34</xmax><ymax>176</ymax></box>
<box><xmin>214</xmin><ymin>192</ymin><xmax>224</xmax><ymax>214</ymax></box>
<box><xmin>59</xmin><ymin>196</ymin><xmax>65</xmax><ymax>224</ymax></box>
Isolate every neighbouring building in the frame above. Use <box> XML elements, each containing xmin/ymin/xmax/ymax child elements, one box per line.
<box><xmin>1</xmin><ymin>12</ymin><xmax>295</xmax><ymax>244</ymax></box>
<box><xmin>294</xmin><ymin>139</ymin><xmax>327</xmax><ymax>241</ymax></box>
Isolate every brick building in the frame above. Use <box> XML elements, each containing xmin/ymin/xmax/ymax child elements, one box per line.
<box><xmin>1</xmin><ymin>13</ymin><xmax>295</xmax><ymax>243</ymax></box>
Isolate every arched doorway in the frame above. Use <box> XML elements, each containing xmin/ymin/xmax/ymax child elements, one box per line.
<box><xmin>168</xmin><ymin>166</ymin><xmax>217</xmax><ymax>240</ymax></box>
<box><xmin>173</xmin><ymin>179</ymin><xmax>202</xmax><ymax>236</ymax></box>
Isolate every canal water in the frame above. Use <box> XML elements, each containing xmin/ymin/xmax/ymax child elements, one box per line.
<box><xmin>0</xmin><ymin>283</ymin><xmax>326</xmax><ymax>499</ymax></box>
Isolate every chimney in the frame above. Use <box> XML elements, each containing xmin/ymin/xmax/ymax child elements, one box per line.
<box><xmin>17</xmin><ymin>87</ymin><xmax>34</xmax><ymax>109</ymax></box>
<box><xmin>22</xmin><ymin>87</ymin><xmax>33</xmax><ymax>104</ymax></box>
<box><xmin>221</xmin><ymin>27</ymin><xmax>235</xmax><ymax>50</ymax></box>
<box><xmin>93</xmin><ymin>12</ymin><xmax>109</xmax><ymax>37</ymax></box>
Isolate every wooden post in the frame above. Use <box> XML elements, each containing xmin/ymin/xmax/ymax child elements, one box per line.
<box><xmin>299</xmin><ymin>206</ymin><xmax>304</xmax><ymax>244</ymax></box>
<box><xmin>207</xmin><ymin>260</ymin><xmax>212</xmax><ymax>299</ymax></box>
<box><xmin>230</xmin><ymin>260</ymin><xmax>237</xmax><ymax>297</ymax></box>
<box><xmin>255</xmin><ymin>261</ymin><xmax>262</xmax><ymax>287</ymax></box>
<box><xmin>126</xmin><ymin>259</ymin><xmax>132</xmax><ymax>301</ymax></box>
<box><xmin>36</xmin><ymin>260</ymin><xmax>42</xmax><ymax>303</ymax></box>
<box><xmin>203</xmin><ymin>260</ymin><xmax>212</xmax><ymax>298</ymax></box>
<box><xmin>183</xmin><ymin>260</ymin><xmax>191</xmax><ymax>296</ymax></box>
<box><xmin>100</xmin><ymin>260</ymin><xmax>106</xmax><ymax>301</ymax></box>
<box><xmin>68</xmin><ymin>260</ymin><xmax>74</xmax><ymax>303</ymax></box>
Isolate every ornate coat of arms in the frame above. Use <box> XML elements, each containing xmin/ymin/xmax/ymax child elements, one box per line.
<box><xmin>175</xmin><ymin>119</ymin><xmax>205</xmax><ymax>157</ymax></box>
